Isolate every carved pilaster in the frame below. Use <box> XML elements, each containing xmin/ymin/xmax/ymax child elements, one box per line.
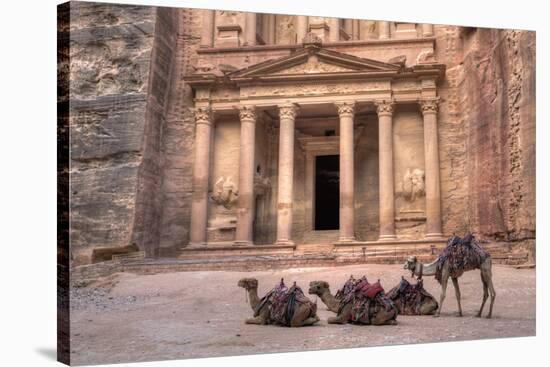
<box><xmin>420</xmin><ymin>98</ymin><xmax>439</xmax><ymax>115</ymax></box>
<box><xmin>420</xmin><ymin>97</ymin><xmax>443</xmax><ymax>238</ymax></box>
<box><xmin>335</xmin><ymin>101</ymin><xmax>355</xmax><ymax>118</ymax></box>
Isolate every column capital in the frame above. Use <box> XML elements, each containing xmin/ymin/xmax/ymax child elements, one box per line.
<box><xmin>194</xmin><ymin>106</ymin><xmax>212</xmax><ymax>125</ymax></box>
<box><xmin>335</xmin><ymin>101</ymin><xmax>356</xmax><ymax>117</ymax></box>
<box><xmin>239</xmin><ymin>105</ymin><xmax>257</xmax><ymax>123</ymax></box>
<box><xmin>419</xmin><ymin>98</ymin><xmax>440</xmax><ymax>115</ymax></box>
<box><xmin>375</xmin><ymin>100</ymin><xmax>395</xmax><ymax>116</ymax></box>
<box><xmin>278</xmin><ymin>103</ymin><xmax>299</xmax><ymax>120</ymax></box>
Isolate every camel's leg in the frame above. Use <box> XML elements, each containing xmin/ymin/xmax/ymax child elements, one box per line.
<box><xmin>299</xmin><ymin>316</ymin><xmax>320</xmax><ymax>326</ymax></box>
<box><xmin>483</xmin><ymin>261</ymin><xmax>496</xmax><ymax>319</ymax></box>
<box><xmin>370</xmin><ymin>311</ymin><xmax>398</xmax><ymax>325</ymax></box>
<box><xmin>477</xmin><ymin>273</ymin><xmax>489</xmax><ymax>318</ymax></box>
<box><xmin>328</xmin><ymin>304</ymin><xmax>350</xmax><ymax>324</ymax></box>
<box><xmin>290</xmin><ymin>305</ymin><xmax>320</xmax><ymax>327</ymax></box>
<box><xmin>451</xmin><ymin>277</ymin><xmax>463</xmax><ymax>316</ymax></box>
<box><xmin>245</xmin><ymin>316</ymin><xmax>266</xmax><ymax>325</ymax></box>
<box><xmin>435</xmin><ymin>273</ymin><xmax>449</xmax><ymax>317</ymax></box>
<box><xmin>420</xmin><ymin>298</ymin><xmax>438</xmax><ymax>315</ymax></box>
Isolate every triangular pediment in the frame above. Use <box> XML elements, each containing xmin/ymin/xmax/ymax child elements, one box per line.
<box><xmin>229</xmin><ymin>46</ymin><xmax>402</xmax><ymax>80</ymax></box>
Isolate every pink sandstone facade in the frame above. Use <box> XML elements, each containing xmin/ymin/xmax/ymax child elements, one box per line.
<box><xmin>63</xmin><ymin>3</ymin><xmax>536</xmax><ymax>266</ymax></box>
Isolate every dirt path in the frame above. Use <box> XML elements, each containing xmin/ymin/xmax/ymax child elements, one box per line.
<box><xmin>70</xmin><ymin>264</ymin><xmax>535</xmax><ymax>365</ymax></box>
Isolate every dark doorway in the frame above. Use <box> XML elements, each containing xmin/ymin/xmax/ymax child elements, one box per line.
<box><xmin>315</xmin><ymin>155</ymin><xmax>340</xmax><ymax>230</ymax></box>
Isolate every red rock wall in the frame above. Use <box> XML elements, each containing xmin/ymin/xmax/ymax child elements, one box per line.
<box><xmin>457</xmin><ymin>28</ymin><xmax>535</xmax><ymax>241</ymax></box>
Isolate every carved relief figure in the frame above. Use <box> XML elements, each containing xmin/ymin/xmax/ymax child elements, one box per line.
<box><xmin>211</xmin><ymin>176</ymin><xmax>239</xmax><ymax>209</ymax></box>
<box><xmin>400</xmin><ymin>168</ymin><xmax>425</xmax><ymax>201</ymax></box>
<box><xmin>254</xmin><ymin>172</ymin><xmax>270</xmax><ymax>197</ymax></box>
<box><xmin>217</xmin><ymin>10</ymin><xmax>239</xmax><ymax>25</ymax></box>
<box><xmin>276</xmin><ymin>15</ymin><xmax>295</xmax><ymax>44</ymax></box>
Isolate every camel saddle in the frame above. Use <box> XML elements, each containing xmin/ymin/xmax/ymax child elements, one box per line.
<box><xmin>386</xmin><ymin>278</ymin><xmax>438</xmax><ymax>315</ymax></box>
<box><xmin>256</xmin><ymin>279</ymin><xmax>316</xmax><ymax>326</ymax></box>
<box><xmin>335</xmin><ymin>275</ymin><xmax>362</xmax><ymax>301</ymax></box>
<box><xmin>339</xmin><ymin>277</ymin><xmax>396</xmax><ymax>324</ymax></box>
<box><xmin>254</xmin><ymin>279</ymin><xmax>287</xmax><ymax>318</ymax></box>
<box><xmin>435</xmin><ymin>233</ymin><xmax>490</xmax><ymax>283</ymax></box>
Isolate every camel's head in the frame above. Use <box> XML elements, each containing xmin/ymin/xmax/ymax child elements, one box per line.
<box><xmin>308</xmin><ymin>281</ymin><xmax>330</xmax><ymax>296</ymax></box>
<box><xmin>237</xmin><ymin>277</ymin><xmax>258</xmax><ymax>290</ymax></box>
<box><xmin>403</xmin><ymin>256</ymin><xmax>417</xmax><ymax>271</ymax></box>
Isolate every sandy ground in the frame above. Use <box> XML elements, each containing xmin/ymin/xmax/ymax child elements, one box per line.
<box><xmin>70</xmin><ymin>264</ymin><xmax>535</xmax><ymax>365</ymax></box>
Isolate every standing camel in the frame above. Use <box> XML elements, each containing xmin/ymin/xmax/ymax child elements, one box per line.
<box><xmin>237</xmin><ymin>278</ymin><xmax>320</xmax><ymax>327</ymax></box>
<box><xmin>403</xmin><ymin>233</ymin><xmax>496</xmax><ymax>318</ymax></box>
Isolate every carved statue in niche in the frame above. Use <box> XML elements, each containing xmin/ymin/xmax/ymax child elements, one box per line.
<box><xmin>277</xmin><ymin>15</ymin><xmax>295</xmax><ymax>44</ymax></box>
<box><xmin>400</xmin><ymin>168</ymin><xmax>425</xmax><ymax>202</ymax></box>
<box><xmin>254</xmin><ymin>172</ymin><xmax>271</xmax><ymax>197</ymax></box>
<box><xmin>217</xmin><ymin>10</ymin><xmax>239</xmax><ymax>25</ymax></box>
<box><xmin>211</xmin><ymin>176</ymin><xmax>239</xmax><ymax>209</ymax></box>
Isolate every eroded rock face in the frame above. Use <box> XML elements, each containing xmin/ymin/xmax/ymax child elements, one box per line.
<box><xmin>68</xmin><ymin>2</ymin><xmax>179</xmax><ymax>265</ymax></box>
<box><xmin>457</xmin><ymin>28</ymin><xmax>535</xmax><ymax>241</ymax></box>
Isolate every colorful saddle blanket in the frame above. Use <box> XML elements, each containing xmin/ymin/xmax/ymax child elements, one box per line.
<box><xmin>386</xmin><ymin>278</ymin><xmax>438</xmax><ymax>315</ymax></box>
<box><xmin>255</xmin><ymin>279</ymin><xmax>316</xmax><ymax>326</ymax></box>
<box><xmin>339</xmin><ymin>277</ymin><xmax>396</xmax><ymax>324</ymax></box>
<box><xmin>335</xmin><ymin>275</ymin><xmax>362</xmax><ymax>301</ymax></box>
<box><xmin>435</xmin><ymin>233</ymin><xmax>490</xmax><ymax>283</ymax></box>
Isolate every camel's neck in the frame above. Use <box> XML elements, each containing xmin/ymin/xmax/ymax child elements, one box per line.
<box><xmin>319</xmin><ymin>288</ymin><xmax>340</xmax><ymax>312</ymax></box>
<box><xmin>415</xmin><ymin>259</ymin><xmax>438</xmax><ymax>277</ymax></box>
<box><xmin>247</xmin><ymin>287</ymin><xmax>261</xmax><ymax>310</ymax></box>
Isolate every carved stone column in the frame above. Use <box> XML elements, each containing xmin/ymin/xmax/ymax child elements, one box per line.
<box><xmin>329</xmin><ymin>18</ymin><xmax>340</xmax><ymax>42</ymax></box>
<box><xmin>267</xmin><ymin>14</ymin><xmax>276</xmax><ymax>44</ymax></box>
<box><xmin>422</xmin><ymin>23</ymin><xmax>434</xmax><ymax>37</ymax></box>
<box><xmin>189</xmin><ymin>107</ymin><xmax>213</xmax><ymax>246</ymax></box>
<box><xmin>245</xmin><ymin>12</ymin><xmax>257</xmax><ymax>46</ymax></box>
<box><xmin>343</xmin><ymin>19</ymin><xmax>353</xmax><ymax>38</ymax></box>
<box><xmin>420</xmin><ymin>99</ymin><xmax>443</xmax><ymax>238</ymax></box>
<box><xmin>378</xmin><ymin>21</ymin><xmax>390</xmax><ymax>39</ymax></box>
<box><xmin>296</xmin><ymin>16</ymin><xmax>308</xmax><ymax>43</ymax></box>
<box><xmin>276</xmin><ymin>104</ymin><xmax>299</xmax><ymax>245</ymax></box>
<box><xmin>376</xmin><ymin>100</ymin><xmax>397</xmax><ymax>241</ymax></box>
<box><xmin>336</xmin><ymin>102</ymin><xmax>356</xmax><ymax>242</ymax></box>
<box><xmin>200</xmin><ymin>10</ymin><xmax>215</xmax><ymax>48</ymax></box>
<box><xmin>352</xmin><ymin>19</ymin><xmax>361</xmax><ymax>40</ymax></box>
<box><xmin>235</xmin><ymin>106</ymin><xmax>257</xmax><ymax>245</ymax></box>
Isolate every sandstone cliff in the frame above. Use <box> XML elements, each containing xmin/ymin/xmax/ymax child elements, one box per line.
<box><xmin>457</xmin><ymin>28</ymin><xmax>535</xmax><ymax>242</ymax></box>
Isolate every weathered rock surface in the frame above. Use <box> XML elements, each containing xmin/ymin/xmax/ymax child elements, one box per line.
<box><xmin>457</xmin><ymin>28</ymin><xmax>535</xmax><ymax>242</ymax></box>
<box><xmin>68</xmin><ymin>2</ymin><xmax>179</xmax><ymax>265</ymax></box>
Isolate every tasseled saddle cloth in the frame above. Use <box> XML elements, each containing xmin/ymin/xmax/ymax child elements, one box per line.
<box><xmin>255</xmin><ymin>279</ymin><xmax>317</xmax><ymax>326</ymax></box>
<box><xmin>386</xmin><ymin>277</ymin><xmax>438</xmax><ymax>315</ymax></box>
<box><xmin>338</xmin><ymin>277</ymin><xmax>396</xmax><ymax>324</ymax></box>
<box><xmin>435</xmin><ymin>233</ymin><xmax>490</xmax><ymax>283</ymax></box>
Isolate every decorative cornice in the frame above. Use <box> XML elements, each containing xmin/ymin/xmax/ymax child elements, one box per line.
<box><xmin>335</xmin><ymin>101</ymin><xmax>356</xmax><ymax>117</ymax></box>
<box><xmin>375</xmin><ymin>100</ymin><xmax>395</xmax><ymax>116</ymax></box>
<box><xmin>238</xmin><ymin>105</ymin><xmax>257</xmax><ymax>122</ymax></box>
<box><xmin>419</xmin><ymin>98</ymin><xmax>439</xmax><ymax>115</ymax></box>
<box><xmin>278</xmin><ymin>103</ymin><xmax>299</xmax><ymax>120</ymax></box>
<box><xmin>194</xmin><ymin>107</ymin><xmax>212</xmax><ymax>125</ymax></box>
